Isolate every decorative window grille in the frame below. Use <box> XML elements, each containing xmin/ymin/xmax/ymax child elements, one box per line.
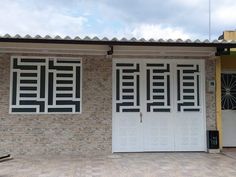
<box><xmin>10</xmin><ymin>56</ymin><xmax>82</xmax><ymax>114</ymax></box>
<box><xmin>221</xmin><ymin>73</ymin><xmax>236</xmax><ymax>110</ymax></box>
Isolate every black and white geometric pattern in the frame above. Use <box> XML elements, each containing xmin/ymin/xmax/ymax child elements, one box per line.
<box><xmin>115</xmin><ymin>63</ymin><xmax>140</xmax><ymax>112</ymax></box>
<box><xmin>221</xmin><ymin>73</ymin><xmax>236</xmax><ymax>110</ymax></box>
<box><xmin>146</xmin><ymin>63</ymin><xmax>171</xmax><ymax>112</ymax></box>
<box><xmin>10</xmin><ymin>57</ymin><xmax>81</xmax><ymax>113</ymax></box>
<box><xmin>176</xmin><ymin>64</ymin><xmax>201</xmax><ymax>112</ymax></box>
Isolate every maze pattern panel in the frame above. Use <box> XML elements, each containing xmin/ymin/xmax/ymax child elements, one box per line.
<box><xmin>115</xmin><ymin>63</ymin><xmax>140</xmax><ymax>112</ymax></box>
<box><xmin>11</xmin><ymin>57</ymin><xmax>81</xmax><ymax>113</ymax></box>
<box><xmin>221</xmin><ymin>73</ymin><xmax>236</xmax><ymax>110</ymax></box>
<box><xmin>176</xmin><ymin>64</ymin><xmax>201</xmax><ymax>112</ymax></box>
<box><xmin>146</xmin><ymin>63</ymin><xmax>171</xmax><ymax>112</ymax></box>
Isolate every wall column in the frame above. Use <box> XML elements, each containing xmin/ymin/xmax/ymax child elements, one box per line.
<box><xmin>215</xmin><ymin>56</ymin><xmax>222</xmax><ymax>149</ymax></box>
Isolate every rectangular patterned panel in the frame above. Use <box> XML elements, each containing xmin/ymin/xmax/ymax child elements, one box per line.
<box><xmin>115</xmin><ymin>63</ymin><xmax>140</xmax><ymax>112</ymax></box>
<box><xmin>221</xmin><ymin>73</ymin><xmax>236</xmax><ymax>110</ymax></box>
<box><xmin>10</xmin><ymin>57</ymin><xmax>81</xmax><ymax>113</ymax></box>
<box><xmin>176</xmin><ymin>64</ymin><xmax>201</xmax><ymax>112</ymax></box>
<box><xmin>146</xmin><ymin>63</ymin><xmax>171</xmax><ymax>112</ymax></box>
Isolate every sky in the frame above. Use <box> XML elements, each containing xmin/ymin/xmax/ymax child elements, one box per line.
<box><xmin>0</xmin><ymin>0</ymin><xmax>235</xmax><ymax>40</ymax></box>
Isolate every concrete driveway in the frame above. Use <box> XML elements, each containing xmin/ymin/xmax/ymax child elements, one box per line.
<box><xmin>0</xmin><ymin>153</ymin><xmax>236</xmax><ymax>177</ymax></box>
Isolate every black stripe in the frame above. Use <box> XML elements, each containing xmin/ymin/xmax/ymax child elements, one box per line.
<box><xmin>167</xmin><ymin>64</ymin><xmax>170</xmax><ymax>72</ymax></box>
<box><xmin>147</xmin><ymin>64</ymin><xmax>164</xmax><ymax>67</ymax></box>
<box><xmin>116</xmin><ymin>69</ymin><xmax>120</xmax><ymax>100</ymax></box>
<box><xmin>122</xmin><ymin>89</ymin><xmax>134</xmax><ymax>93</ymax></box>
<box><xmin>123</xmin><ymin>76</ymin><xmax>133</xmax><ymax>79</ymax></box>
<box><xmin>12</xmin><ymin>72</ymin><xmax>17</xmax><ymax>105</ymax></box>
<box><xmin>40</xmin><ymin>66</ymin><xmax>45</xmax><ymax>98</ymax></box>
<box><xmin>197</xmin><ymin>75</ymin><xmax>200</xmax><ymax>106</ymax></box>
<box><xmin>56</xmin><ymin>80</ymin><xmax>73</xmax><ymax>84</ymax></box>
<box><xmin>122</xmin><ymin>109</ymin><xmax>140</xmax><ymax>112</ymax></box>
<box><xmin>147</xmin><ymin>70</ymin><xmax>150</xmax><ymax>100</ymax></box>
<box><xmin>153</xmin><ymin>76</ymin><xmax>164</xmax><ymax>79</ymax></box>
<box><xmin>153</xmin><ymin>108</ymin><xmax>170</xmax><ymax>112</ymax></box>
<box><xmin>167</xmin><ymin>75</ymin><xmax>170</xmax><ymax>105</ymax></box>
<box><xmin>177</xmin><ymin>70</ymin><xmax>180</xmax><ymax>100</ymax></box>
<box><xmin>183</xmin><ymin>108</ymin><xmax>200</xmax><ymax>112</ymax></box>
<box><xmin>20</xmin><ymin>80</ymin><xmax>37</xmax><ymax>84</ymax></box>
<box><xmin>183</xmin><ymin>76</ymin><xmax>194</xmax><ymax>80</ymax></box>
<box><xmin>122</xmin><ymin>95</ymin><xmax>134</xmax><ymax>99</ymax></box>
<box><xmin>153</xmin><ymin>82</ymin><xmax>164</xmax><ymax>86</ymax></box>
<box><xmin>13</xmin><ymin>58</ymin><xmax>18</xmax><ymax>69</ymax></box>
<box><xmin>21</xmin><ymin>59</ymin><xmax>45</xmax><ymax>62</ymax></box>
<box><xmin>177</xmin><ymin>64</ymin><xmax>194</xmax><ymax>67</ymax></box>
<box><xmin>75</xmin><ymin>102</ymin><xmax>80</xmax><ymax>112</ymax></box>
<box><xmin>20</xmin><ymin>87</ymin><xmax>37</xmax><ymax>90</ymax></box>
<box><xmin>56</xmin><ymin>94</ymin><xmax>73</xmax><ymax>97</ymax></box>
<box><xmin>153</xmin><ymin>95</ymin><xmax>164</xmax><ymax>99</ymax></box>
<box><xmin>183</xmin><ymin>89</ymin><xmax>194</xmax><ymax>93</ymax></box>
<box><xmin>48</xmin><ymin>108</ymin><xmax>72</xmax><ymax>112</ymax></box>
<box><xmin>136</xmin><ymin>64</ymin><xmax>140</xmax><ymax>72</ymax></box>
<box><xmin>183</xmin><ymin>82</ymin><xmax>194</xmax><ymax>86</ymax></box>
<box><xmin>183</xmin><ymin>70</ymin><xmax>195</xmax><ymax>73</ymax></box>
<box><xmin>20</xmin><ymin>73</ymin><xmax>37</xmax><ymax>77</ymax></box>
<box><xmin>116</xmin><ymin>63</ymin><xmax>133</xmax><ymax>67</ymax></box>
<box><xmin>56</xmin><ymin>87</ymin><xmax>73</xmax><ymax>91</ymax></box>
<box><xmin>48</xmin><ymin>72</ymin><xmax>53</xmax><ymax>105</ymax></box>
<box><xmin>76</xmin><ymin>66</ymin><xmax>80</xmax><ymax>98</ymax></box>
<box><xmin>122</xmin><ymin>82</ymin><xmax>134</xmax><ymax>86</ymax></box>
<box><xmin>123</xmin><ymin>69</ymin><xmax>137</xmax><ymax>73</ymax></box>
<box><xmin>137</xmin><ymin>75</ymin><xmax>140</xmax><ymax>106</ymax></box>
<box><xmin>153</xmin><ymin>69</ymin><xmax>169</xmax><ymax>73</ymax></box>
<box><xmin>57</xmin><ymin>60</ymin><xmax>80</xmax><ymax>63</ymax></box>
<box><xmin>56</xmin><ymin>100</ymin><xmax>77</xmax><ymax>105</ymax></box>
<box><xmin>183</xmin><ymin>96</ymin><xmax>194</xmax><ymax>99</ymax></box>
<box><xmin>19</xmin><ymin>100</ymin><xmax>39</xmax><ymax>105</ymax></box>
<box><xmin>196</xmin><ymin>65</ymin><xmax>199</xmax><ymax>72</ymax></box>
<box><xmin>57</xmin><ymin>73</ymin><xmax>73</xmax><ymax>77</ymax></box>
<box><xmin>12</xmin><ymin>108</ymin><xmax>36</xmax><ymax>112</ymax></box>
<box><xmin>20</xmin><ymin>93</ymin><xmax>37</xmax><ymax>97</ymax></box>
<box><xmin>153</xmin><ymin>89</ymin><xmax>164</xmax><ymax>93</ymax></box>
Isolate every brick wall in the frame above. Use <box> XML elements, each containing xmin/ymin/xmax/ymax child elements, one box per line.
<box><xmin>0</xmin><ymin>54</ymin><xmax>112</xmax><ymax>155</ymax></box>
<box><xmin>205</xmin><ymin>58</ymin><xmax>216</xmax><ymax>130</ymax></box>
<box><xmin>0</xmin><ymin>54</ymin><xmax>216</xmax><ymax>155</ymax></box>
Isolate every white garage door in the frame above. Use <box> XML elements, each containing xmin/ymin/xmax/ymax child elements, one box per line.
<box><xmin>112</xmin><ymin>59</ymin><xmax>206</xmax><ymax>152</ymax></box>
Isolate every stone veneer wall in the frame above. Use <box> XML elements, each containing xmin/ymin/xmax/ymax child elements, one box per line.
<box><xmin>205</xmin><ymin>58</ymin><xmax>216</xmax><ymax>130</ymax></box>
<box><xmin>0</xmin><ymin>54</ymin><xmax>112</xmax><ymax>155</ymax></box>
<box><xmin>0</xmin><ymin>54</ymin><xmax>216</xmax><ymax>155</ymax></box>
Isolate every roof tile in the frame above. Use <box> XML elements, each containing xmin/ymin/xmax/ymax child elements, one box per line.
<box><xmin>1</xmin><ymin>34</ymin><xmax>236</xmax><ymax>44</ymax></box>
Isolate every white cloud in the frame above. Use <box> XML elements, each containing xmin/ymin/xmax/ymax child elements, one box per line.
<box><xmin>0</xmin><ymin>1</ymin><xmax>88</xmax><ymax>37</ymax></box>
<box><xmin>130</xmin><ymin>24</ymin><xmax>191</xmax><ymax>40</ymax></box>
<box><xmin>0</xmin><ymin>0</ymin><xmax>235</xmax><ymax>40</ymax></box>
<box><xmin>213</xmin><ymin>5</ymin><xmax>236</xmax><ymax>27</ymax></box>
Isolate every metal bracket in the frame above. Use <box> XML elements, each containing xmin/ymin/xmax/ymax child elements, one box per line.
<box><xmin>215</xmin><ymin>47</ymin><xmax>230</xmax><ymax>56</ymax></box>
<box><xmin>107</xmin><ymin>45</ymin><xmax>113</xmax><ymax>55</ymax></box>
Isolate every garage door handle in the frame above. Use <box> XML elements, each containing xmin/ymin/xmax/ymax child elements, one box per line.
<box><xmin>140</xmin><ymin>112</ymin><xmax>143</xmax><ymax>123</ymax></box>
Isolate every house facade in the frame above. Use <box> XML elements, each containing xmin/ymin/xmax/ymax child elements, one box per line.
<box><xmin>0</xmin><ymin>35</ymin><xmax>235</xmax><ymax>155</ymax></box>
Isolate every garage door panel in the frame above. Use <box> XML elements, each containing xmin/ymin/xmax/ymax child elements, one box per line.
<box><xmin>175</xmin><ymin>113</ymin><xmax>205</xmax><ymax>151</ymax></box>
<box><xmin>113</xmin><ymin>59</ymin><xmax>205</xmax><ymax>152</ymax></box>
<box><xmin>145</xmin><ymin>62</ymin><xmax>172</xmax><ymax>113</ymax></box>
<box><xmin>114</xmin><ymin>114</ymin><xmax>143</xmax><ymax>152</ymax></box>
<box><xmin>115</xmin><ymin>62</ymin><xmax>141</xmax><ymax>113</ymax></box>
<box><xmin>176</xmin><ymin>63</ymin><xmax>202</xmax><ymax>112</ymax></box>
<box><xmin>144</xmin><ymin>61</ymin><xmax>174</xmax><ymax>151</ymax></box>
<box><xmin>144</xmin><ymin>113</ymin><xmax>174</xmax><ymax>151</ymax></box>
